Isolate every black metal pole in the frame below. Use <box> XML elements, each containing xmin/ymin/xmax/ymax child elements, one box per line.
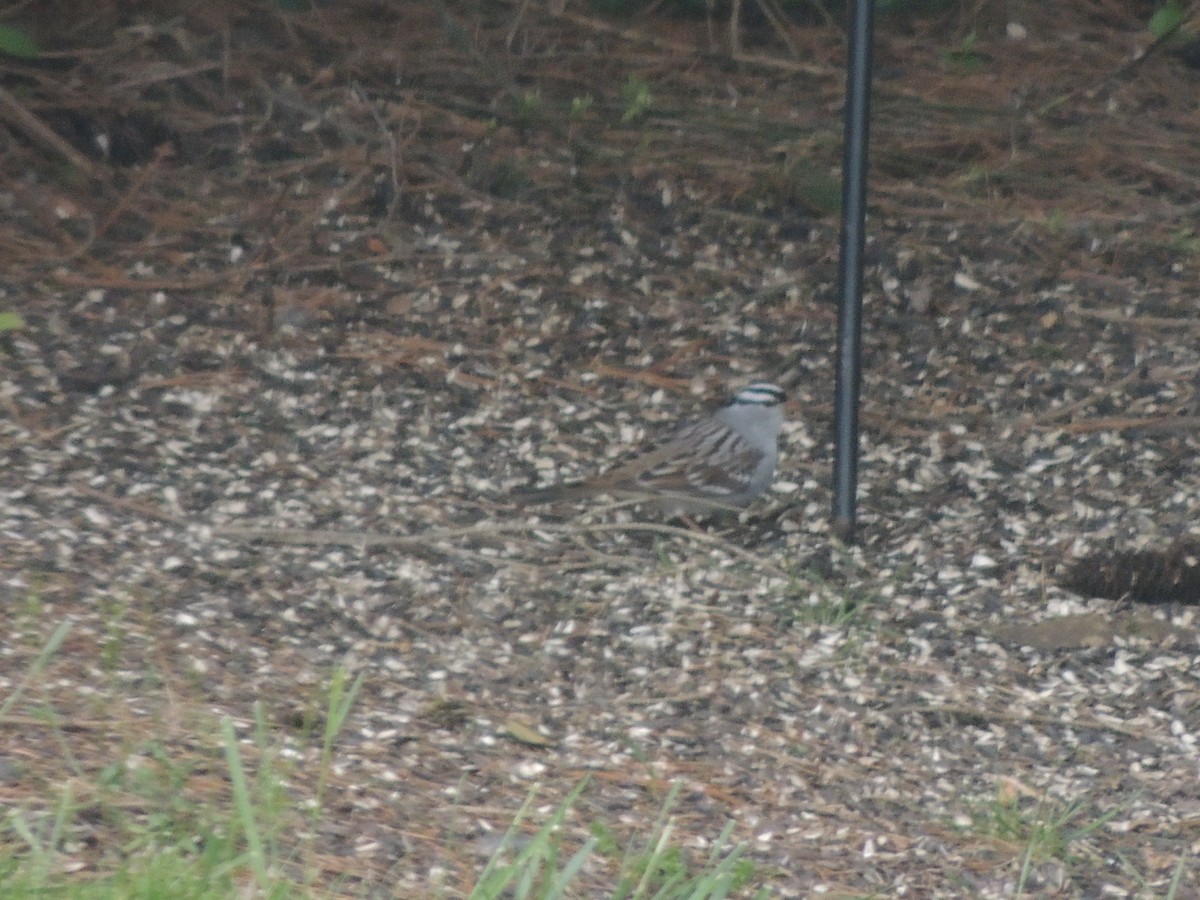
<box><xmin>832</xmin><ymin>0</ymin><xmax>875</xmax><ymax>542</ymax></box>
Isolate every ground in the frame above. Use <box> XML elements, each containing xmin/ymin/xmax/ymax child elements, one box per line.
<box><xmin>1</xmin><ymin>0</ymin><xmax>1199</xmax><ymax>896</ymax></box>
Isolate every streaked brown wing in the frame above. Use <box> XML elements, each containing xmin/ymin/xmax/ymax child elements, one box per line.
<box><xmin>684</xmin><ymin>443</ymin><xmax>764</xmax><ymax>496</ymax></box>
<box><xmin>628</xmin><ymin>419</ymin><xmax>764</xmax><ymax>498</ymax></box>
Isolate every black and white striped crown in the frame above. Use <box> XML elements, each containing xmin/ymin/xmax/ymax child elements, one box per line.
<box><xmin>728</xmin><ymin>382</ymin><xmax>786</xmax><ymax>407</ymax></box>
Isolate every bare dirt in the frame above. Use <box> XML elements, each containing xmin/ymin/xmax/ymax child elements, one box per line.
<box><xmin>2</xmin><ymin>1</ymin><xmax>1199</xmax><ymax>896</ymax></box>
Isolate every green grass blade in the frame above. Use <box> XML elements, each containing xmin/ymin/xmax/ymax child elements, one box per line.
<box><xmin>546</xmin><ymin>836</ymin><xmax>599</xmax><ymax>895</ymax></box>
<box><xmin>0</xmin><ymin>621</ymin><xmax>70</xmax><ymax>723</ymax></box>
<box><xmin>1166</xmin><ymin>849</ymin><xmax>1188</xmax><ymax>900</ymax></box>
<box><xmin>220</xmin><ymin>716</ymin><xmax>270</xmax><ymax>888</ymax></box>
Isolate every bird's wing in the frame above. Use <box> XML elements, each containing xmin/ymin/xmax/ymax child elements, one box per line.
<box><xmin>619</xmin><ymin>419</ymin><xmax>766</xmax><ymax>498</ymax></box>
<box><xmin>512</xmin><ymin>418</ymin><xmax>764</xmax><ymax>507</ymax></box>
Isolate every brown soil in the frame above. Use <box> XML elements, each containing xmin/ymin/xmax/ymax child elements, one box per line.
<box><xmin>3</xmin><ymin>1</ymin><xmax>1199</xmax><ymax>896</ymax></box>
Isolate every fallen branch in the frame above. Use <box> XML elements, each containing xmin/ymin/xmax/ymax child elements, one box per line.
<box><xmin>0</xmin><ymin>84</ymin><xmax>97</xmax><ymax>176</ymax></box>
<box><xmin>210</xmin><ymin>518</ymin><xmax>792</xmax><ymax>576</ymax></box>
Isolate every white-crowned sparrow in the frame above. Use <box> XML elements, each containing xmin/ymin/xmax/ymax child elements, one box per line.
<box><xmin>514</xmin><ymin>382</ymin><xmax>786</xmax><ymax>515</ymax></box>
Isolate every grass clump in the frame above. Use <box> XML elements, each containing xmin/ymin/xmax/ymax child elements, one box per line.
<box><xmin>472</xmin><ymin>780</ymin><xmax>768</xmax><ymax>899</ymax></box>
<box><xmin>1</xmin><ymin>624</ymin><xmax>764</xmax><ymax>898</ymax></box>
<box><xmin>0</xmin><ymin>622</ymin><xmax>365</xmax><ymax>898</ymax></box>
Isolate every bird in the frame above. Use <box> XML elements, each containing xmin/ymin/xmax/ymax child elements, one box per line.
<box><xmin>513</xmin><ymin>382</ymin><xmax>786</xmax><ymax>516</ymax></box>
